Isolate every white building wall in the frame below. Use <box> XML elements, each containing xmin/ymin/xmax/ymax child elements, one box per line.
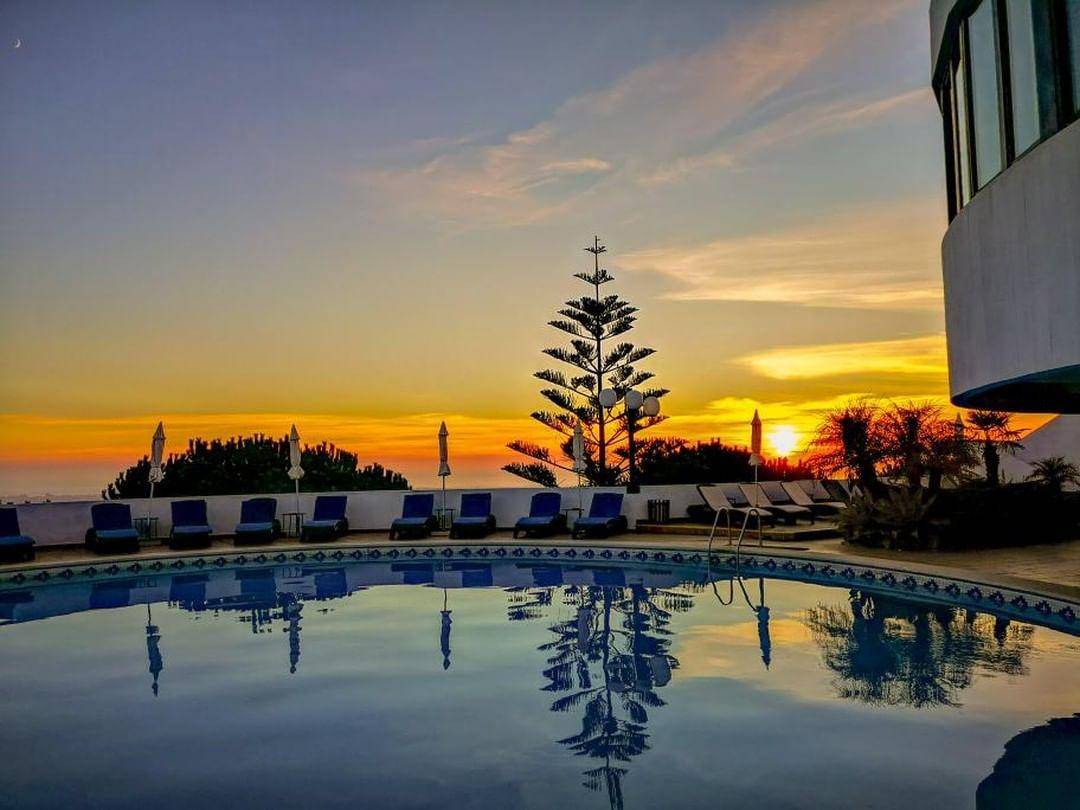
<box><xmin>12</xmin><ymin>484</ymin><xmax>706</xmax><ymax>547</ymax></box>
<box><xmin>941</xmin><ymin>121</ymin><xmax>1080</xmax><ymax>408</ymax></box>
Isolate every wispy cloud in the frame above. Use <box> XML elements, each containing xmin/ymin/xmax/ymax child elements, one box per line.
<box><xmin>638</xmin><ymin>87</ymin><xmax>931</xmax><ymax>186</ymax></box>
<box><xmin>362</xmin><ymin>0</ymin><xmax>920</xmax><ymax>227</ymax></box>
<box><xmin>617</xmin><ymin>198</ymin><xmax>946</xmax><ymax>310</ymax></box>
<box><xmin>738</xmin><ymin>334</ymin><xmax>948</xmax><ymax>380</ymax></box>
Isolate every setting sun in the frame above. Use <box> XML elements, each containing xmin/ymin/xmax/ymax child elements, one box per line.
<box><xmin>767</xmin><ymin>425</ymin><xmax>800</xmax><ymax>458</ymax></box>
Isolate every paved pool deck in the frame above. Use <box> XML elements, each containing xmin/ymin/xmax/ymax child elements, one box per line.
<box><xmin>6</xmin><ymin>529</ymin><xmax>1079</xmax><ymax>603</ymax></box>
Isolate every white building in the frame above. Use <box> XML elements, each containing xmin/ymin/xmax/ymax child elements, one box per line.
<box><xmin>930</xmin><ymin>0</ymin><xmax>1079</xmax><ymax>412</ymax></box>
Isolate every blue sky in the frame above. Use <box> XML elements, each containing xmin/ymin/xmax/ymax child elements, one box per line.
<box><xmin>0</xmin><ymin>0</ymin><xmax>979</xmax><ymax>495</ymax></box>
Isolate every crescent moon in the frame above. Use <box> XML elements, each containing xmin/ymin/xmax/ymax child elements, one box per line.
<box><xmin>13</xmin><ymin>39</ymin><xmax>21</xmax><ymax>49</ymax></box>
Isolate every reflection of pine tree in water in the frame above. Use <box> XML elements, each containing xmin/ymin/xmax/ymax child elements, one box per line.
<box><xmin>532</xmin><ymin>583</ymin><xmax>693</xmax><ymax>810</ymax></box>
<box><xmin>803</xmin><ymin>590</ymin><xmax>1034</xmax><ymax>708</ymax></box>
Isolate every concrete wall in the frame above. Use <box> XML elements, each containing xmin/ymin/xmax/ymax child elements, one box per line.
<box><xmin>941</xmin><ymin>121</ymin><xmax>1080</xmax><ymax>411</ymax></box>
<box><xmin>11</xmin><ymin>485</ymin><xmax>708</xmax><ymax>547</ymax></box>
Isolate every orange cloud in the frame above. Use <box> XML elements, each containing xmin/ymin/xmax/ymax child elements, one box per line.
<box><xmin>739</xmin><ymin>334</ymin><xmax>949</xmax><ymax>380</ymax></box>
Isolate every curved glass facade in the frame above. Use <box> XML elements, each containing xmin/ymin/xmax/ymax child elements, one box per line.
<box><xmin>937</xmin><ymin>0</ymin><xmax>1080</xmax><ymax>219</ymax></box>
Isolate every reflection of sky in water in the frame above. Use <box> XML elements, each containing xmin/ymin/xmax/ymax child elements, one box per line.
<box><xmin>0</xmin><ymin>565</ymin><xmax>1077</xmax><ymax>810</ymax></box>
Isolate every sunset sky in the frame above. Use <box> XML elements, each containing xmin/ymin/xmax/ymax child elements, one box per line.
<box><xmin>0</xmin><ymin>0</ymin><xmax>1047</xmax><ymax>497</ymax></box>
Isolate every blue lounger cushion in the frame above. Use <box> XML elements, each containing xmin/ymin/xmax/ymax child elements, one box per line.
<box><xmin>0</xmin><ymin>535</ymin><xmax>34</xmax><ymax>548</ymax></box>
<box><xmin>236</xmin><ymin>522</ymin><xmax>275</xmax><ymax>534</ymax></box>
<box><xmin>172</xmin><ymin>524</ymin><xmax>212</xmax><ymax>536</ymax></box>
<box><xmin>96</xmin><ymin>528</ymin><xmax>140</xmax><ymax>541</ymax></box>
<box><xmin>311</xmin><ymin>496</ymin><xmax>348</xmax><ymax>523</ymax></box>
<box><xmin>516</xmin><ymin>515</ymin><xmax>559</xmax><ymax>527</ymax></box>
<box><xmin>302</xmin><ymin>519</ymin><xmax>342</xmax><ymax>530</ymax></box>
<box><xmin>453</xmin><ymin>516</ymin><xmax>491</xmax><ymax>526</ymax></box>
<box><xmin>91</xmin><ymin>503</ymin><xmax>135</xmax><ymax>532</ymax></box>
<box><xmin>171</xmin><ymin>501</ymin><xmax>211</xmax><ymax>535</ymax></box>
<box><xmin>0</xmin><ymin>507</ymin><xmax>27</xmax><ymax>538</ymax></box>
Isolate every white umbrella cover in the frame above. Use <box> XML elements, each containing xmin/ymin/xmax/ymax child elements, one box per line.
<box><xmin>287</xmin><ymin>425</ymin><xmax>305</xmax><ymax>481</ymax></box>
<box><xmin>149</xmin><ymin>422</ymin><xmax>166</xmax><ymax>484</ymax></box>
<box><xmin>572</xmin><ymin>421</ymin><xmax>586</xmax><ymax>473</ymax></box>
<box><xmin>288</xmin><ymin>424</ymin><xmax>304</xmax><ymax>516</ymax></box>
<box><xmin>749</xmin><ymin>410</ymin><xmax>763</xmax><ymax>466</ymax></box>
<box><xmin>438</xmin><ymin>422</ymin><xmax>451</xmax><ymax>478</ymax></box>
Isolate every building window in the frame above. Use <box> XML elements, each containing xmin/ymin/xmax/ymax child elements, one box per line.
<box><xmin>1004</xmin><ymin>0</ymin><xmax>1056</xmax><ymax>153</ymax></box>
<box><xmin>1067</xmin><ymin>0</ymin><xmax>1080</xmax><ymax>114</ymax></box>
<box><xmin>968</xmin><ymin>0</ymin><xmax>1005</xmax><ymax>188</ymax></box>
<box><xmin>938</xmin><ymin>0</ymin><xmax>1080</xmax><ymax>218</ymax></box>
<box><xmin>953</xmin><ymin>56</ymin><xmax>972</xmax><ymax>205</ymax></box>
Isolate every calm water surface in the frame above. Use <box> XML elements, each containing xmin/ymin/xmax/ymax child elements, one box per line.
<box><xmin>0</xmin><ymin>559</ymin><xmax>1077</xmax><ymax>809</ymax></box>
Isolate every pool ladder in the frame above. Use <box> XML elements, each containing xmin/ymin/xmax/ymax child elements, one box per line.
<box><xmin>706</xmin><ymin>504</ymin><xmax>766</xmax><ymax>559</ymax></box>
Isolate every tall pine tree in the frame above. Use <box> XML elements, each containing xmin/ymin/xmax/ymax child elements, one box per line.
<box><xmin>504</xmin><ymin>237</ymin><xmax>667</xmax><ymax>486</ymax></box>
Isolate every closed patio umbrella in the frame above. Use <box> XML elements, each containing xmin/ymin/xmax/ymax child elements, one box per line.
<box><xmin>287</xmin><ymin>425</ymin><xmax>304</xmax><ymax>516</ymax></box>
<box><xmin>749</xmin><ymin>410</ymin><xmax>762</xmax><ymax>508</ymax></box>
<box><xmin>148</xmin><ymin>422</ymin><xmax>166</xmax><ymax>520</ymax></box>
<box><xmin>438</xmin><ymin>422</ymin><xmax>451</xmax><ymax>517</ymax></box>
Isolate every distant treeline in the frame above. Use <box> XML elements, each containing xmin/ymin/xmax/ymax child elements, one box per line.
<box><xmin>104</xmin><ymin>434</ymin><xmax>409</xmax><ymax>499</ymax></box>
<box><xmin>633</xmin><ymin>437</ymin><xmax>813</xmax><ymax>484</ymax></box>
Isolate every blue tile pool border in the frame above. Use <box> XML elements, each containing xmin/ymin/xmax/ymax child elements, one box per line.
<box><xmin>1</xmin><ymin>541</ymin><xmax>1076</xmax><ymax>635</ymax></box>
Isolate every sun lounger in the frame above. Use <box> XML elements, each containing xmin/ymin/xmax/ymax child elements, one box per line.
<box><xmin>571</xmin><ymin>492</ymin><xmax>628</xmax><ymax>539</ymax></box>
<box><xmin>0</xmin><ymin>507</ymin><xmax>35</xmax><ymax>563</ymax></box>
<box><xmin>87</xmin><ymin>503</ymin><xmax>141</xmax><ymax>553</ymax></box>
<box><xmin>823</xmin><ymin>479</ymin><xmax>861</xmax><ymax>502</ymax></box>
<box><xmin>740</xmin><ymin>482</ymin><xmax>814</xmax><ymax>525</ymax></box>
<box><xmin>450</xmin><ymin>492</ymin><xmax>496</xmax><ymax>539</ymax></box>
<box><xmin>234</xmin><ymin>497</ymin><xmax>278</xmax><ymax>545</ymax></box>
<box><xmin>389</xmin><ymin>493</ymin><xmax>437</xmax><ymax>540</ymax></box>
<box><xmin>169</xmin><ymin>499</ymin><xmax>213</xmax><ymax>549</ymax></box>
<box><xmin>697</xmin><ymin>485</ymin><xmax>775</xmax><ymax>529</ymax></box>
<box><xmin>513</xmin><ymin>492</ymin><xmax>567</xmax><ymax>538</ymax></box>
<box><xmin>301</xmin><ymin>495</ymin><xmax>349</xmax><ymax>542</ymax></box>
<box><xmin>787</xmin><ymin>481</ymin><xmax>846</xmax><ymax>515</ymax></box>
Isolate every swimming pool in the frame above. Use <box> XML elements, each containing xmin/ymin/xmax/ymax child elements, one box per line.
<box><xmin>1</xmin><ymin>546</ymin><xmax>1077</xmax><ymax>809</ymax></box>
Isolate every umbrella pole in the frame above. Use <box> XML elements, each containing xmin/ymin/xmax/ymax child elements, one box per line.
<box><xmin>295</xmin><ymin>479</ymin><xmax>301</xmax><ymax>517</ymax></box>
<box><xmin>148</xmin><ymin>481</ymin><xmax>154</xmax><ymax>521</ymax></box>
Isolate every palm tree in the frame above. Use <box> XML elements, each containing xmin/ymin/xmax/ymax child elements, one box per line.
<box><xmin>808</xmin><ymin>400</ymin><xmax>888</xmax><ymax>495</ymax></box>
<box><xmin>1026</xmin><ymin>456</ymin><xmax>1080</xmax><ymax>494</ymax></box>
<box><xmin>965</xmin><ymin>411</ymin><xmax>1024</xmax><ymax>487</ymax></box>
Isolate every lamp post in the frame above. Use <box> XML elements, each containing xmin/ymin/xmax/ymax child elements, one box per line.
<box><xmin>599</xmin><ymin>388</ymin><xmax>660</xmax><ymax>494</ymax></box>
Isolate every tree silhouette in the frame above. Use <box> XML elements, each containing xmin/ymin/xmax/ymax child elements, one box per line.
<box><xmin>1026</xmin><ymin>456</ymin><xmax>1080</xmax><ymax>494</ymax></box>
<box><xmin>504</xmin><ymin>237</ymin><xmax>667</xmax><ymax>487</ymax></box>
<box><xmin>803</xmin><ymin>590</ymin><xmax>1033</xmax><ymax>708</ymax></box>
<box><xmin>965</xmin><ymin>411</ymin><xmax>1024</xmax><ymax>487</ymax></box>
<box><xmin>105</xmin><ymin>433</ymin><xmax>409</xmax><ymax>498</ymax></box>
<box><xmin>533</xmin><ymin>581</ymin><xmax>691</xmax><ymax>810</ymax></box>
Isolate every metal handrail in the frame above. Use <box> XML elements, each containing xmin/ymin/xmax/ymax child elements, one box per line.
<box><xmin>706</xmin><ymin>506</ymin><xmax>765</xmax><ymax>558</ymax></box>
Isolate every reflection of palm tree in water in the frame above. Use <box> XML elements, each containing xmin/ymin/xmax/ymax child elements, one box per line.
<box><xmin>540</xmin><ymin>584</ymin><xmax>691</xmax><ymax>810</ymax></box>
<box><xmin>803</xmin><ymin>590</ymin><xmax>1034</xmax><ymax>707</ymax></box>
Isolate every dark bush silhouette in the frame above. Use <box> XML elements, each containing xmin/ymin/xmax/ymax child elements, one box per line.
<box><xmin>633</xmin><ymin>437</ymin><xmax>814</xmax><ymax>485</ymax></box>
<box><xmin>104</xmin><ymin>434</ymin><xmax>409</xmax><ymax>498</ymax></box>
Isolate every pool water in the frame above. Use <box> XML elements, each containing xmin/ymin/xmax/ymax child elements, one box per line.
<box><xmin>1</xmin><ymin>557</ymin><xmax>1078</xmax><ymax>809</ymax></box>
